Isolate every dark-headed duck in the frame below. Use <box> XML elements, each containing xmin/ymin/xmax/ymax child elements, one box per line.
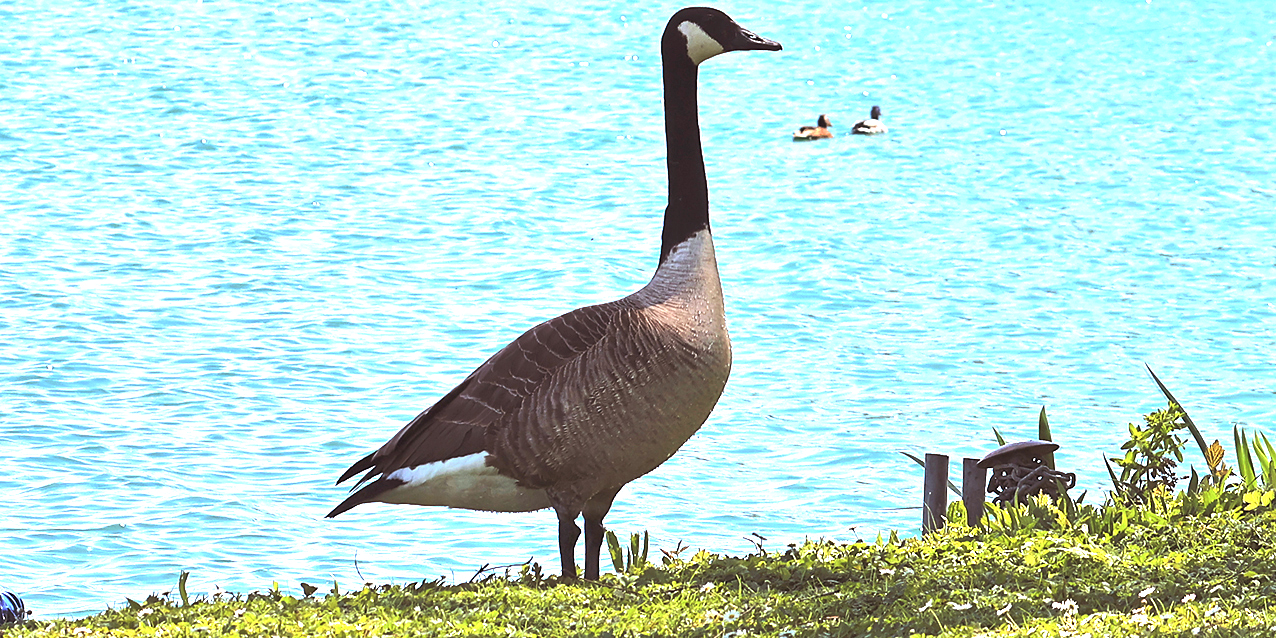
<box><xmin>793</xmin><ymin>114</ymin><xmax>833</xmax><ymax>141</ymax></box>
<box><xmin>851</xmin><ymin>105</ymin><xmax>887</xmax><ymax>135</ymax></box>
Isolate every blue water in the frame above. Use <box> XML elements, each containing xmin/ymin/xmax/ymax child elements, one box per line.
<box><xmin>3</xmin><ymin>0</ymin><xmax>1274</xmax><ymax>618</ymax></box>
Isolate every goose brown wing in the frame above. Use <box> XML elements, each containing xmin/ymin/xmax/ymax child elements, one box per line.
<box><xmin>337</xmin><ymin>299</ymin><xmax>628</xmax><ymax>486</ymax></box>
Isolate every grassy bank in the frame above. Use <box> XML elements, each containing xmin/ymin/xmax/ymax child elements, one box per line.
<box><xmin>7</xmin><ymin>505</ymin><xmax>1274</xmax><ymax>637</ymax></box>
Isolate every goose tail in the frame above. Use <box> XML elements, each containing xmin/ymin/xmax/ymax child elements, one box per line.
<box><xmin>335</xmin><ymin>450</ymin><xmax>378</xmax><ymax>485</ymax></box>
<box><xmin>326</xmin><ymin>477</ymin><xmax>405</xmax><ymax>518</ymax></box>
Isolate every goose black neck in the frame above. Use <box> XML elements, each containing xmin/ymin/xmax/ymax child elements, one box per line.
<box><xmin>659</xmin><ymin>48</ymin><xmax>709</xmax><ymax>264</ymax></box>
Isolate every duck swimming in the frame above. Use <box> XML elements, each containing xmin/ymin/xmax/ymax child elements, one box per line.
<box><xmin>851</xmin><ymin>105</ymin><xmax>887</xmax><ymax>135</ymax></box>
<box><xmin>793</xmin><ymin>114</ymin><xmax>833</xmax><ymax>141</ymax></box>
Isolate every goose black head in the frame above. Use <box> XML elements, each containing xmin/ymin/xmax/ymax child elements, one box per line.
<box><xmin>817</xmin><ymin>114</ymin><xmax>832</xmax><ymax>128</ymax></box>
<box><xmin>870</xmin><ymin>105</ymin><xmax>882</xmax><ymax>120</ymax></box>
<box><xmin>663</xmin><ymin>7</ymin><xmax>782</xmax><ymax>66</ymax></box>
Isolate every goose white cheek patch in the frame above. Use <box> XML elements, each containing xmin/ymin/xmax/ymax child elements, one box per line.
<box><xmin>678</xmin><ymin>21</ymin><xmax>724</xmax><ymax>64</ymax></box>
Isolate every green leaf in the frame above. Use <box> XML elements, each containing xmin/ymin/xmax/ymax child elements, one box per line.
<box><xmin>1104</xmin><ymin>456</ymin><xmax>1125</xmax><ymax>497</ymax></box>
<box><xmin>1145</xmin><ymin>364</ymin><xmax>1210</xmax><ymax>464</ymax></box>
<box><xmin>301</xmin><ymin>583</ymin><xmax>319</xmax><ymax>598</ymax></box>
<box><xmin>1253</xmin><ymin>432</ymin><xmax>1276</xmax><ymax>489</ymax></box>
<box><xmin>901</xmin><ymin>451</ymin><xmax>925</xmax><ymax>467</ymax></box>
<box><xmin>993</xmin><ymin>427</ymin><xmax>1006</xmax><ymax>446</ymax></box>
<box><xmin>900</xmin><ymin>451</ymin><xmax>961</xmax><ymax>497</ymax></box>
<box><xmin>1037</xmin><ymin>406</ymin><xmax>1055</xmax><ymax>469</ymax></box>
<box><xmin>629</xmin><ymin>531</ymin><xmax>646</xmax><ymax>569</ymax></box>
<box><xmin>606</xmin><ymin>530</ymin><xmax>624</xmax><ymax>573</ymax></box>
<box><xmin>178</xmin><ymin>570</ymin><xmax>190</xmax><ymax>608</ymax></box>
<box><xmin>1242</xmin><ymin>491</ymin><xmax>1261</xmax><ymax>512</ymax></box>
<box><xmin>1235</xmin><ymin>426</ymin><xmax>1257</xmax><ymax>488</ymax></box>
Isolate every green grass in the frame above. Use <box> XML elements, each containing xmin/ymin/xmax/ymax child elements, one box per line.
<box><xmin>8</xmin><ymin>507</ymin><xmax>1275</xmax><ymax>637</ymax></box>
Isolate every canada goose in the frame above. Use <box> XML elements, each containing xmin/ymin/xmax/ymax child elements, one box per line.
<box><xmin>851</xmin><ymin>105</ymin><xmax>887</xmax><ymax>135</ymax></box>
<box><xmin>793</xmin><ymin>114</ymin><xmax>833</xmax><ymax>141</ymax></box>
<box><xmin>327</xmin><ymin>7</ymin><xmax>781</xmax><ymax>581</ymax></box>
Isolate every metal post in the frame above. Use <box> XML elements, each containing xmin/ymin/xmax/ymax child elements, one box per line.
<box><xmin>963</xmin><ymin>458</ymin><xmax>986</xmax><ymax>528</ymax></box>
<box><xmin>922</xmin><ymin>453</ymin><xmax>948</xmax><ymax>535</ymax></box>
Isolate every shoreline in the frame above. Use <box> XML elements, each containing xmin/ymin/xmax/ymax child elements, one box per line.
<box><xmin>6</xmin><ymin>506</ymin><xmax>1274</xmax><ymax>637</ymax></box>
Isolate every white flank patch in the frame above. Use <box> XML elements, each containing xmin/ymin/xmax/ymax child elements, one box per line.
<box><xmin>678</xmin><ymin>21</ymin><xmax>724</xmax><ymax>65</ymax></box>
<box><xmin>380</xmin><ymin>453</ymin><xmax>551</xmax><ymax>513</ymax></box>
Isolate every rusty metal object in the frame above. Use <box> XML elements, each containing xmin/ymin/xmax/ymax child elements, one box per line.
<box><xmin>0</xmin><ymin>591</ymin><xmax>24</xmax><ymax>625</ymax></box>
<box><xmin>979</xmin><ymin>440</ymin><xmax>1076</xmax><ymax>505</ymax></box>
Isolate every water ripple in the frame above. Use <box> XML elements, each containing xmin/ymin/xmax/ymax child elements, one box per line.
<box><xmin>3</xmin><ymin>0</ymin><xmax>1275</xmax><ymax>618</ymax></box>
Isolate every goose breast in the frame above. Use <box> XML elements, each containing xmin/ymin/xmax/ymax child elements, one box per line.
<box><xmin>488</xmin><ymin>230</ymin><xmax>731</xmax><ymax>495</ymax></box>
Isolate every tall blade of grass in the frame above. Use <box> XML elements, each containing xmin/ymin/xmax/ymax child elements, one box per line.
<box><xmin>1255</xmin><ymin>431</ymin><xmax>1276</xmax><ymax>489</ymax></box>
<box><xmin>1254</xmin><ymin>433</ymin><xmax>1271</xmax><ymax>472</ymax></box>
<box><xmin>900</xmin><ymin>451</ymin><xmax>961</xmax><ymax>497</ymax></box>
<box><xmin>1104</xmin><ymin>456</ymin><xmax>1125</xmax><ymax>496</ymax></box>
<box><xmin>1037</xmin><ymin>406</ymin><xmax>1055</xmax><ymax>469</ymax></box>
<box><xmin>993</xmin><ymin>428</ymin><xmax>1007</xmax><ymax>446</ymax></box>
<box><xmin>1234</xmin><ymin>426</ymin><xmax>1257</xmax><ymax>488</ymax></box>
<box><xmin>1260</xmin><ymin>436</ymin><xmax>1270</xmax><ymax>477</ymax></box>
<box><xmin>1145</xmin><ymin>364</ymin><xmax>1210</xmax><ymax>464</ymax></box>
<box><xmin>901</xmin><ymin>451</ymin><xmax>925</xmax><ymax>467</ymax></box>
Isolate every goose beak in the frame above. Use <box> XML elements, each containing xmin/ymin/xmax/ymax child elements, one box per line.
<box><xmin>729</xmin><ymin>27</ymin><xmax>782</xmax><ymax>52</ymax></box>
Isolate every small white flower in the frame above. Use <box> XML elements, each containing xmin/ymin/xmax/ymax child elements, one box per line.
<box><xmin>879</xmin><ymin>568</ymin><xmax>895</xmax><ymax>576</ymax></box>
<box><xmin>948</xmin><ymin>602</ymin><xmax>973</xmax><ymax>611</ymax></box>
<box><xmin>1051</xmin><ymin>599</ymin><xmax>1078</xmax><ymax>615</ymax></box>
<box><xmin>1138</xmin><ymin>586</ymin><xmax>1156</xmax><ymax>598</ymax></box>
<box><xmin>917</xmin><ymin>599</ymin><xmax>933</xmax><ymax>612</ymax></box>
<box><xmin>1205</xmin><ymin>605</ymin><xmax>1222</xmax><ymax>617</ymax></box>
<box><xmin>996</xmin><ymin>603</ymin><xmax>1013</xmax><ymax>616</ymax></box>
<box><xmin>723</xmin><ymin>610</ymin><xmax>741</xmax><ymax>623</ymax></box>
<box><xmin>1181</xmin><ymin>593</ymin><xmax>1197</xmax><ymax>603</ymax></box>
<box><xmin>138</xmin><ymin>608</ymin><xmax>155</xmax><ymax>618</ymax></box>
<box><xmin>701</xmin><ymin>582</ymin><xmax>715</xmax><ymax>592</ymax></box>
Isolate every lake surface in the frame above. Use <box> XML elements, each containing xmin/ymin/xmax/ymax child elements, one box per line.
<box><xmin>3</xmin><ymin>0</ymin><xmax>1274</xmax><ymax>618</ymax></box>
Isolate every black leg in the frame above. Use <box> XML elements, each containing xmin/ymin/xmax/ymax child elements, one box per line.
<box><xmin>555</xmin><ymin>506</ymin><xmax>581</xmax><ymax>579</ymax></box>
<box><xmin>582</xmin><ymin>488</ymin><xmax>621</xmax><ymax>581</ymax></box>
<box><xmin>583</xmin><ymin>514</ymin><xmax>606</xmax><ymax>580</ymax></box>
